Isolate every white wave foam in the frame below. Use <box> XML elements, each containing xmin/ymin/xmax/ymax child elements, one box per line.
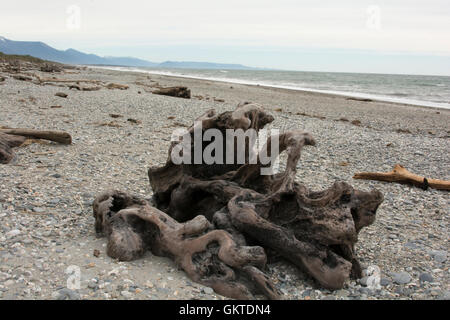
<box><xmin>91</xmin><ymin>66</ymin><xmax>450</xmax><ymax>110</ymax></box>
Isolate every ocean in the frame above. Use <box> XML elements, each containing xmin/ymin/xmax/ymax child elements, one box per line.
<box><xmin>96</xmin><ymin>66</ymin><xmax>450</xmax><ymax>110</ymax></box>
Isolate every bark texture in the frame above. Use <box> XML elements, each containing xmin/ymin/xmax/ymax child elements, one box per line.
<box><xmin>94</xmin><ymin>103</ymin><xmax>384</xmax><ymax>299</ymax></box>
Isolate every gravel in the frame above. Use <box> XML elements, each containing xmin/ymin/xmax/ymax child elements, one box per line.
<box><xmin>0</xmin><ymin>66</ymin><xmax>448</xmax><ymax>300</ymax></box>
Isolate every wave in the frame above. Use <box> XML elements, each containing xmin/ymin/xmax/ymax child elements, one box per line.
<box><xmin>90</xmin><ymin>66</ymin><xmax>450</xmax><ymax>110</ymax></box>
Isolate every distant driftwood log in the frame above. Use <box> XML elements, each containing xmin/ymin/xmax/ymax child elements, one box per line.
<box><xmin>152</xmin><ymin>86</ymin><xmax>191</xmax><ymax>99</ymax></box>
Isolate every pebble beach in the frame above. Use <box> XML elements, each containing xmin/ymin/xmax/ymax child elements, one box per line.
<box><xmin>0</xmin><ymin>66</ymin><xmax>449</xmax><ymax>300</ymax></box>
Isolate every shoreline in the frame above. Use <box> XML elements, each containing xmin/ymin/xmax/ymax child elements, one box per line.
<box><xmin>90</xmin><ymin>65</ymin><xmax>450</xmax><ymax>111</ymax></box>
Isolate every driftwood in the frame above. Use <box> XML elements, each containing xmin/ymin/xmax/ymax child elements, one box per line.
<box><xmin>82</xmin><ymin>86</ymin><xmax>102</xmax><ymax>91</ymax></box>
<box><xmin>55</xmin><ymin>92</ymin><xmax>68</xmax><ymax>98</ymax></box>
<box><xmin>106</xmin><ymin>83</ymin><xmax>129</xmax><ymax>90</ymax></box>
<box><xmin>0</xmin><ymin>129</ymin><xmax>72</xmax><ymax>145</ymax></box>
<box><xmin>153</xmin><ymin>86</ymin><xmax>191</xmax><ymax>99</ymax></box>
<box><xmin>40</xmin><ymin>63</ymin><xmax>62</xmax><ymax>73</ymax></box>
<box><xmin>0</xmin><ymin>129</ymin><xmax>72</xmax><ymax>164</ymax></box>
<box><xmin>94</xmin><ymin>190</ymin><xmax>279</xmax><ymax>299</ymax></box>
<box><xmin>37</xmin><ymin>77</ymin><xmax>102</xmax><ymax>84</ymax></box>
<box><xmin>0</xmin><ymin>132</ymin><xmax>26</xmax><ymax>164</ymax></box>
<box><xmin>13</xmin><ymin>75</ymin><xmax>33</xmax><ymax>81</ymax></box>
<box><xmin>354</xmin><ymin>164</ymin><xmax>450</xmax><ymax>191</ymax></box>
<box><xmin>93</xmin><ymin>103</ymin><xmax>383</xmax><ymax>299</ymax></box>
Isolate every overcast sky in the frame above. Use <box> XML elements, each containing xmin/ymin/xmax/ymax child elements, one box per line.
<box><xmin>1</xmin><ymin>0</ymin><xmax>450</xmax><ymax>75</ymax></box>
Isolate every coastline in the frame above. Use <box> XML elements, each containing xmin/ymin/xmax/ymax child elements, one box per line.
<box><xmin>0</xmin><ymin>65</ymin><xmax>448</xmax><ymax>300</ymax></box>
<box><xmin>91</xmin><ymin>65</ymin><xmax>450</xmax><ymax>111</ymax></box>
<box><xmin>88</xmin><ymin>66</ymin><xmax>450</xmax><ymax>137</ymax></box>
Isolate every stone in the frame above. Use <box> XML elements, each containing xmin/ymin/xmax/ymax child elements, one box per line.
<box><xmin>56</xmin><ymin>288</ymin><xmax>80</xmax><ymax>300</ymax></box>
<box><xmin>6</xmin><ymin>229</ymin><xmax>21</xmax><ymax>238</ymax></box>
<box><xmin>335</xmin><ymin>289</ymin><xmax>349</xmax><ymax>297</ymax></box>
<box><xmin>431</xmin><ymin>251</ymin><xmax>447</xmax><ymax>263</ymax></box>
<box><xmin>4</xmin><ymin>279</ymin><xmax>15</xmax><ymax>286</ymax></box>
<box><xmin>359</xmin><ymin>276</ymin><xmax>369</xmax><ymax>286</ymax></box>
<box><xmin>419</xmin><ymin>273</ymin><xmax>433</xmax><ymax>283</ymax></box>
<box><xmin>380</xmin><ymin>278</ymin><xmax>391</xmax><ymax>286</ymax></box>
<box><xmin>88</xmin><ymin>280</ymin><xmax>98</xmax><ymax>290</ymax></box>
<box><xmin>121</xmin><ymin>290</ymin><xmax>133</xmax><ymax>298</ymax></box>
<box><xmin>439</xmin><ymin>291</ymin><xmax>450</xmax><ymax>300</ymax></box>
<box><xmin>359</xmin><ymin>287</ymin><xmax>372</xmax><ymax>295</ymax></box>
<box><xmin>392</xmin><ymin>272</ymin><xmax>412</xmax><ymax>285</ymax></box>
<box><xmin>404</xmin><ymin>242</ymin><xmax>419</xmax><ymax>250</ymax></box>
<box><xmin>203</xmin><ymin>287</ymin><xmax>214</xmax><ymax>295</ymax></box>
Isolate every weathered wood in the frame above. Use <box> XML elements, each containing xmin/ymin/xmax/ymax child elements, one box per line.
<box><xmin>354</xmin><ymin>164</ymin><xmax>450</xmax><ymax>191</ymax></box>
<box><xmin>94</xmin><ymin>190</ymin><xmax>280</xmax><ymax>300</ymax></box>
<box><xmin>94</xmin><ymin>103</ymin><xmax>384</xmax><ymax>299</ymax></box>
<box><xmin>37</xmin><ymin>76</ymin><xmax>102</xmax><ymax>84</ymax></box>
<box><xmin>105</xmin><ymin>83</ymin><xmax>129</xmax><ymax>90</ymax></box>
<box><xmin>153</xmin><ymin>86</ymin><xmax>191</xmax><ymax>99</ymax></box>
<box><xmin>0</xmin><ymin>132</ymin><xmax>26</xmax><ymax>164</ymax></box>
<box><xmin>0</xmin><ymin>129</ymin><xmax>72</xmax><ymax>145</ymax></box>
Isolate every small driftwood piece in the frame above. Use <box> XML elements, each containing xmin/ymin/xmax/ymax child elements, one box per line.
<box><xmin>354</xmin><ymin>164</ymin><xmax>450</xmax><ymax>191</ymax></box>
<box><xmin>153</xmin><ymin>86</ymin><xmax>191</xmax><ymax>99</ymax></box>
<box><xmin>94</xmin><ymin>103</ymin><xmax>383</xmax><ymax>299</ymax></box>
<box><xmin>0</xmin><ymin>129</ymin><xmax>72</xmax><ymax>145</ymax></box>
<box><xmin>105</xmin><ymin>83</ymin><xmax>129</xmax><ymax>90</ymax></box>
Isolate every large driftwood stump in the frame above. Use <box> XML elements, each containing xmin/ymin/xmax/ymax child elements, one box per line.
<box><xmin>94</xmin><ymin>103</ymin><xmax>383</xmax><ymax>299</ymax></box>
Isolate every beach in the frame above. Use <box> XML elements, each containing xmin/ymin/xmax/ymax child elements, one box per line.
<box><xmin>0</xmin><ymin>66</ymin><xmax>449</xmax><ymax>300</ymax></box>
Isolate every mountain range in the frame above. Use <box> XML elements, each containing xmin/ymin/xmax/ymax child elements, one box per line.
<box><xmin>0</xmin><ymin>36</ymin><xmax>255</xmax><ymax>70</ymax></box>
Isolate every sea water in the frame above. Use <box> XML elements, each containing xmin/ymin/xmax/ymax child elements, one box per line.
<box><xmin>95</xmin><ymin>66</ymin><xmax>450</xmax><ymax>110</ymax></box>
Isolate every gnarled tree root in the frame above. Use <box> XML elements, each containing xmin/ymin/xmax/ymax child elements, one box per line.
<box><xmin>93</xmin><ymin>102</ymin><xmax>384</xmax><ymax>299</ymax></box>
<box><xmin>93</xmin><ymin>190</ymin><xmax>280</xmax><ymax>300</ymax></box>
